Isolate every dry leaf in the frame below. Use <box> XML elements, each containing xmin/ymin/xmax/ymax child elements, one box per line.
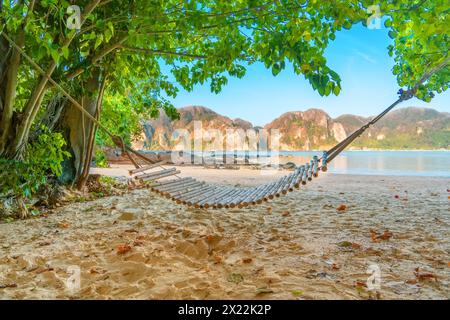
<box><xmin>447</xmin><ymin>262</ymin><xmax>450</xmax><ymax>267</ymax></box>
<box><xmin>414</xmin><ymin>268</ymin><xmax>437</xmax><ymax>282</ymax></box>
<box><xmin>213</xmin><ymin>255</ymin><xmax>223</xmax><ymax>264</ymax></box>
<box><xmin>58</xmin><ymin>222</ymin><xmax>70</xmax><ymax>229</ymax></box>
<box><xmin>281</xmin><ymin>210</ymin><xmax>290</xmax><ymax>217</ymax></box>
<box><xmin>331</xmin><ymin>263</ymin><xmax>340</xmax><ymax>270</ymax></box>
<box><xmin>0</xmin><ymin>283</ymin><xmax>17</xmax><ymax>289</ymax></box>
<box><xmin>266</xmin><ymin>207</ymin><xmax>272</xmax><ymax>214</ymax></box>
<box><xmin>116</xmin><ymin>244</ymin><xmax>132</xmax><ymax>255</ymax></box>
<box><xmin>405</xmin><ymin>278</ymin><xmax>420</xmax><ymax>285</ymax></box>
<box><xmin>355</xmin><ymin>281</ymin><xmax>367</xmax><ymax>288</ymax></box>
<box><xmin>243</xmin><ymin>258</ymin><xmax>253</xmax><ymax>264</ymax></box>
<box><xmin>337</xmin><ymin>204</ymin><xmax>347</xmax><ymax>212</ymax></box>
<box><xmin>379</xmin><ymin>230</ymin><xmax>393</xmax><ymax>241</ymax></box>
<box><xmin>370</xmin><ymin>229</ymin><xmax>393</xmax><ymax>242</ymax></box>
<box><xmin>256</xmin><ymin>287</ymin><xmax>274</xmax><ymax>295</ymax></box>
<box><xmin>133</xmin><ymin>240</ymin><xmax>144</xmax><ymax>246</ymax></box>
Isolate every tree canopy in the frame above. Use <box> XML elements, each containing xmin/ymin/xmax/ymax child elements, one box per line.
<box><xmin>0</xmin><ymin>0</ymin><xmax>448</xmax><ymax>198</ymax></box>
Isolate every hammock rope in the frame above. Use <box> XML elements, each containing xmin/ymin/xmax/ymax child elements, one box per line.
<box><xmin>1</xmin><ymin>30</ymin><xmax>449</xmax><ymax>209</ymax></box>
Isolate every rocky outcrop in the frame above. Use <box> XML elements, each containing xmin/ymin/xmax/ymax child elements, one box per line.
<box><xmin>137</xmin><ymin>106</ymin><xmax>450</xmax><ymax>151</ymax></box>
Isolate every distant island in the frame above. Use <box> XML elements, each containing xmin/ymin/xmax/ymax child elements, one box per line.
<box><xmin>135</xmin><ymin>106</ymin><xmax>450</xmax><ymax>151</ymax></box>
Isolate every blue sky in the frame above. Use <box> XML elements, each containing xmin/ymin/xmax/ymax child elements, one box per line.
<box><xmin>167</xmin><ymin>23</ymin><xmax>450</xmax><ymax>127</ymax></box>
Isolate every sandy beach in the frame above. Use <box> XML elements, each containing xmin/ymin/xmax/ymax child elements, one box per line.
<box><xmin>0</xmin><ymin>166</ymin><xmax>449</xmax><ymax>299</ymax></box>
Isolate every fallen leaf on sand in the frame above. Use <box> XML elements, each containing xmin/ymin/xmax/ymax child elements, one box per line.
<box><xmin>89</xmin><ymin>267</ymin><xmax>103</xmax><ymax>274</ymax></box>
<box><xmin>331</xmin><ymin>263</ymin><xmax>340</xmax><ymax>270</ymax></box>
<box><xmin>281</xmin><ymin>210</ymin><xmax>290</xmax><ymax>217</ymax></box>
<box><xmin>133</xmin><ymin>240</ymin><xmax>144</xmax><ymax>246</ymax></box>
<box><xmin>256</xmin><ymin>287</ymin><xmax>274</xmax><ymax>295</ymax></box>
<box><xmin>405</xmin><ymin>279</ymin><xmax>418</xmax><ymax>285</ymax></box>
<box><xmin>243</xmin><ymin>258</ymin><xmax>253</xmax><ymax>264</ymax></box>
<box><xmin>447</xmin><ymin>262</ymin><xmax>450</xmax><ymax>267</ymax></box>
<box><xmin>414</xmin><ymin>268</ymin><xmax>437</xmax><ymax>282</ymax></box>
<box><xmin>228</xmin><ymin>273</ymin><xmax>244</xmax><ymax>284</ymax></box>
<box><xmin>337</xmin><ymin>204</ymin><xmax>347</xmax><ymax>212</ymax></box>
<box><xmin>370</xmin><ymin>229</ymin><xmax>393</xmax><ymax>242</ymax></box>
<box><xmin>266</xmin><ymin>207</ymin><xmax>272</xmax><ymax>214</ymax></box>
<box><xmin>58</xmin><ymin>222</ymin><xmax>70</xmax><ymax>229</ymax></box>
<box><xmin>213</xmin><ymin>255</ymin><xmax>223</xmax><ymax>264</ymax></box>
<box><xmin>291</xmin><ymin>290</ymin><xmax>304</xmax><ymax>297</ymax></box>
<box><xmin>206</xmin><ymin>235</ymin><xmax>215</xmax><ymax>243</ymax></box>
<box><xmin>0</xmin><ymin>283</ymin><xmax>17</xmax><ymax>289</ymax></box>
<box><xmin>379</xmin><ymin>230</ymin><xmax>393</xmax><ymax>240</ymax></box>
<box><xmin>355</xmin><ymin>281</ymin><xmax>367</xmax><ymax>288</ymax></box>
<box><xmin>116</xmin><ymin>244</ymin><xmax>132</xmax><ymax>255</ymax></box>
<box><xmin>337</xmin><ymin>241</ymin><xmax>361</xmax><ymax>250</ymax></box>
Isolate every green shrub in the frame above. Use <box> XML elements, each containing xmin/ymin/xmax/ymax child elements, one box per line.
<box><xmin>0</xmin><ymin>127</ymin><xmax>71</xmax><ymax>199</ymax></box>
<box><xmin>94</xmin><ymin>149</ymin><xmax>109</xmax><ymax>168</ymax></box>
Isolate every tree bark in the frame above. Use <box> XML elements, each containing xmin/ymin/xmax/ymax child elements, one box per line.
<box><xmin>77</xmin><ymin>75</ymin><xmax>107</xmax><ymax>189</ymax></box>
<box><xmin>0</xmin><ymin>30</ymin><xmax>24</xmax><ymax>155</ymax></box>
<box><xmin>56</xmin><ymin>68</ymin><xmax>103</xmax><ymax>186</ymax></box>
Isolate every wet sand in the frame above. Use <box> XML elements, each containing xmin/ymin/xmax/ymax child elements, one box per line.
<box><xmin>0</xmin><ymin>166</ymin><xmax>449</xmax><ymax>299</ymax></box>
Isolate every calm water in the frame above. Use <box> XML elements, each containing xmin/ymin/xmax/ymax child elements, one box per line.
<box><xmin>152</xmin><ymin>150</ymin><xmax>450</xmax><ymax>177</ymax></box>
<box><xmin>278</xmin><ymin>151</ymin><xmax>450</xmax><ymax>177</ymax></box>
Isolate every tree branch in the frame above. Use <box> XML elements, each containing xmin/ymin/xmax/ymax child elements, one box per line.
<box><xmin>119</xmin><ymin>46</ymin><xmax>209</xmax><ymax>59</ymax></box>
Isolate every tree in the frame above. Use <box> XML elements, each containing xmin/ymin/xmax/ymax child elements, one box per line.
<box><xmin>0</xmin><ymin>0</ymin><xmax>448</xmax><ymax>191</ymax></box>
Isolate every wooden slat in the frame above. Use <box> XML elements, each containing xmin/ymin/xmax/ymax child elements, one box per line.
<box><xmin>162</xmin><ymin>181</ymin><xmax>201</xmax><ymax>198</ymax></box>
<box><xmin>237</xmin><ymin>187</ymin><xmax>260</xmax><ymax>207</ymax></box>
<box><xmin>136</xmin><ymin>168</ymin><xmax>176</xmax><ymax>180</ymax></box>
<box><xmin>183</xmin><ymin>186</ymin><xmax>218</xmax><ymax>205</ymax></box>
<box><xmin>274</xmin><ymin>175</ymin><xmax>290</xmax><ymax>198</ymax></box>
<box><xmin>171</xmin><ymin>183</ymin><xmax>207</xmax><ymax>200</ymax></box>
<box><xmin>313</xmin><ymin>156</ymin><xmax>319</xmax><ymax>177</ymax></box>
<box><xmin>129</xmin><ymin>161</ymin><xmax>167</xmax><ymax>175</ymax></box>
<box><xmin>149</xmin><ymin>177</ymin><xmax>189</xmax><ymax>188</ymax></box>
<box><xmin>265</xmin><ymin>178</ymin><xmax>284</xmax><ymax>199</ymax></box>
<box><xmin>141</xmin><ymin>170</ymin><xmax>180</xmax><ymax>182</ymax></box>
<box><xmin>198</xmin><ymin>187</ymin><xmax>233</xmax><ymax>208</ymax></box>
<box><xmin>246</xmin><ymin>185</ymin><xmax>269</xmax><ymax>206</ymax></box>
<box><xmin>161</xmin><ymin>181</ymin><xmax>202</xmax><ymax>197</ymax></box>
<box><xmin>307</xmin><ymin>160</ymin><xmax>313</xmax><ymax>181</ymax></box>
<box><xmin>174</xmin><ymin>184</ymin><xmax>212</xmax><ymax>203</ymax></box>
<box><xmin>210</xmin><ymin>188</ymin><xmax>239</xmax><ymax>209</ymax></box>
<box><xmin>169</xmin><ymin>183</ymin><xmax>206</xmax><ymax>200</ymax></box>
<box><xmin>301</xmin><ymin>164</ymin><xmax>308</xmax><ymax>185</ymax></box>
<box><xmin>193</xmin><ymin>187</ymin><xmax>223</xmax><ymax>208</ymax></box>
<box><xmin>217</xmin><ymin>188</ymin><xmax>243</xmax><ymax>208</ymax></box>
<box><xmin>156</xmin><ymin>178</ymin><xmax>196</xmax><ymax>193</ymax></box>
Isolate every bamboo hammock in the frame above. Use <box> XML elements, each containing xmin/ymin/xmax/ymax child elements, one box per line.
<box><xmin>128</xmin><ymin>157</ymin><xmax>323</xmax><ymax>209</ymax></box>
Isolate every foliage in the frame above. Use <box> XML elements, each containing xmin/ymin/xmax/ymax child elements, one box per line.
<box><xmin>380</xmin><ymin>0</ymin><xmax>450</xmax><ymax>101</ymax></box>
<box><xmin>93</xmin><ymin>148</ymin><xmax>109</xmax><ymax>168</ymax></box>
<box><xmin>0</xmin><ymin>127</ymin><xmax>70</xmax><ymax>198</ymax></box>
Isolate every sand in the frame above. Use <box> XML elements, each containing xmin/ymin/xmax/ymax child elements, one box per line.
<box><xmin>0</xmin><ymin>165</ymin><xmax>449</xmax><ymax>299</ymax></box>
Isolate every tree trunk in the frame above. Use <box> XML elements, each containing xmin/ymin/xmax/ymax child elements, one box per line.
<box><xmin>0</xmin><ymin>31</ymin><xmax>24</xmax><ymax>155</ymax></box>
<box><xmin>77</xmin><ymin>76</ymin><xmax>107</xmax><ymax>189</ymax></box>
<box><xmin>56</xmin><ymin>68</ymin><xmax>104</xmax><ymax>187</ymax></box>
